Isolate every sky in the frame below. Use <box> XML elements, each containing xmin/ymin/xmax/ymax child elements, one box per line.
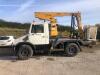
<box><xmin>0</xmin><ymin>0</ymin><xmax>100</xmax><ymax>25</ymax></box>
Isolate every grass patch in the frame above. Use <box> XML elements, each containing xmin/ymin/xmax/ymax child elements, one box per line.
<box><xmin>0</xmin><ymin>28</ymin><xmax>26</xmax><ymax>38</ymax></box>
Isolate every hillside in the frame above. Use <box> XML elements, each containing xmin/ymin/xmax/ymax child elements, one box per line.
<box><xmin>0</xmin><ymin>19</ymin><xmax>100</xmax><ymax>39</ymax></box>
<box><xmin>0</xmin><ymin>19</ymin><xmax>71</xmax><ymax>38</ymax></box>
<box><xmin>0</xmin><ymin>19</ymin><xmax>30</xmax><ymax>29</ymax></box>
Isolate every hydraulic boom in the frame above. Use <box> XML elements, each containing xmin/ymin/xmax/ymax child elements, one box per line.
<box><xmin>35</xmin><ymin>12</ymin><xmax>83</xmax><ymax>38</ymax></box>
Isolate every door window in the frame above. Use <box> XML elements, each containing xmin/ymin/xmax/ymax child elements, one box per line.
<box><xmin>31</xmin><ymin>24</ymin><xmax>44</xmax><ymax>33</ymax></box>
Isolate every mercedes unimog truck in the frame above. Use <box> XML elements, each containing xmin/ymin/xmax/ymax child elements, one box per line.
<box><xmin>14</xmin><ymin>12</ymin><xmax>92</xmax><ymax>60</ymax></box>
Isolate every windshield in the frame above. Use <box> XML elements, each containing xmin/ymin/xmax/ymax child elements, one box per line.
<box><xmin>31</xmin><ymin>24</ymin><xmax>44</xmax><ymax>33</ymax></box>
<box><xmin>0</xmin><ymin>37</ymin><xmax>9</xmax><ymax>40</ymax></box>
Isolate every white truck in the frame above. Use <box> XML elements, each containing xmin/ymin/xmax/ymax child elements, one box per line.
<box><xmin>14</xmin><ymin>22</ymin><xmax>91</xmax><ymax>60</ymax></box>
<box><xmin>13</xmin><ymin>12</ymin><xmax>95</xmax><ymax>60</ymax></box>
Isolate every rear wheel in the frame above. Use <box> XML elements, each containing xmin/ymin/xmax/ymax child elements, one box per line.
<box><xmin>17</xmin><ymin>45</ymin><xmax>33</xmax><ymax>60</ymax></box>
<box><xmin>64</xmin><ymin>43</ymin><xmax>79</xmax><ymax>57</ymax></box>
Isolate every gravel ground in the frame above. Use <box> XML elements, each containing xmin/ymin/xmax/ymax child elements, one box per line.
<box><xmin>0</xmin><ymin>44</ymin><xmax>100</xmax><ymax>75</ymax></box>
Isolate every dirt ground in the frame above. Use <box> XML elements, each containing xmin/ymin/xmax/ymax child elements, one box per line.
<box><xmin>0</xmin><ymin>43</ymin><xmax>100</xmax><ymax>75</ymax></box>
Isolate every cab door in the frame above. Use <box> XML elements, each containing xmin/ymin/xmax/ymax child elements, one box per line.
<box><xmin>28</xmin><ymin>23</ymin><xmax>49</xmax><ymax>45</ymax></box>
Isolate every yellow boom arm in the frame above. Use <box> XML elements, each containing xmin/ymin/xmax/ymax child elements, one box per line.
<box><xmin>35</xmin><ymin>12</ymin><xmax>83</xmax><ymax>38</ymax></box>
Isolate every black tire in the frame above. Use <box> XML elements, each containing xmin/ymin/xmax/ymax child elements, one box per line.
<box><xmin>64</xmin><ymin>43</ymin><xmax>79</xmax><ymax>57</ymax></box>
<box><xmin>17</xmin><ymin>45</ymin><xmax>33</xmax><ymax>60</ymax></box>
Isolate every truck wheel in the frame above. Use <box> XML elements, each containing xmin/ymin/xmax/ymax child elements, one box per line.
<box><xmin>17</xmin><ymin>45</ymin><xmax>33</xmax><ymax>60</ymax></box>
<box><xmin>64</xmin><ymin>43</ymin><xmax>79</xmax><ymax>57</ymax></box>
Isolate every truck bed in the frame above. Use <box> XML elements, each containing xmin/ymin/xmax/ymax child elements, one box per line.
<box><xmin>50</xmin><ymin>37</ymin><xmax>92</xmax><ymax>47</ymax></box>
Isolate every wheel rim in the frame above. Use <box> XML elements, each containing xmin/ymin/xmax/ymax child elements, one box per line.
<box><xmin>21</xmin><ymin>48</ymin><xmax>29</xmax><ymax>57</ymax></box>
<box><xmin>68</xmin><ymin>46</ymin><xmax>77</xmax><ymax>55</ymax></box>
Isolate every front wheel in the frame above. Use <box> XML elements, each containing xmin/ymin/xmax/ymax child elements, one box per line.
<box><xmin>64</xmin><ymin>43</ymin><xmax>79</xmax><ymax>57</ymax></box>
<box><xmin>17</xmin><ymin>45</ymin><xmax>33</xmax><ymax>60</ymax></box>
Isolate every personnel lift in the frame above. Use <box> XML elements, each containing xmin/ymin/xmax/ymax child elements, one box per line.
<box><xmin>14</xmin><ymin>12</ymin><xmax>93</xmax><ymax>60</ymax></box>
<box><xmin>35</xmin><ymin>12</ymin><xmax>83</xmax><ymax>39</ymax></box>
